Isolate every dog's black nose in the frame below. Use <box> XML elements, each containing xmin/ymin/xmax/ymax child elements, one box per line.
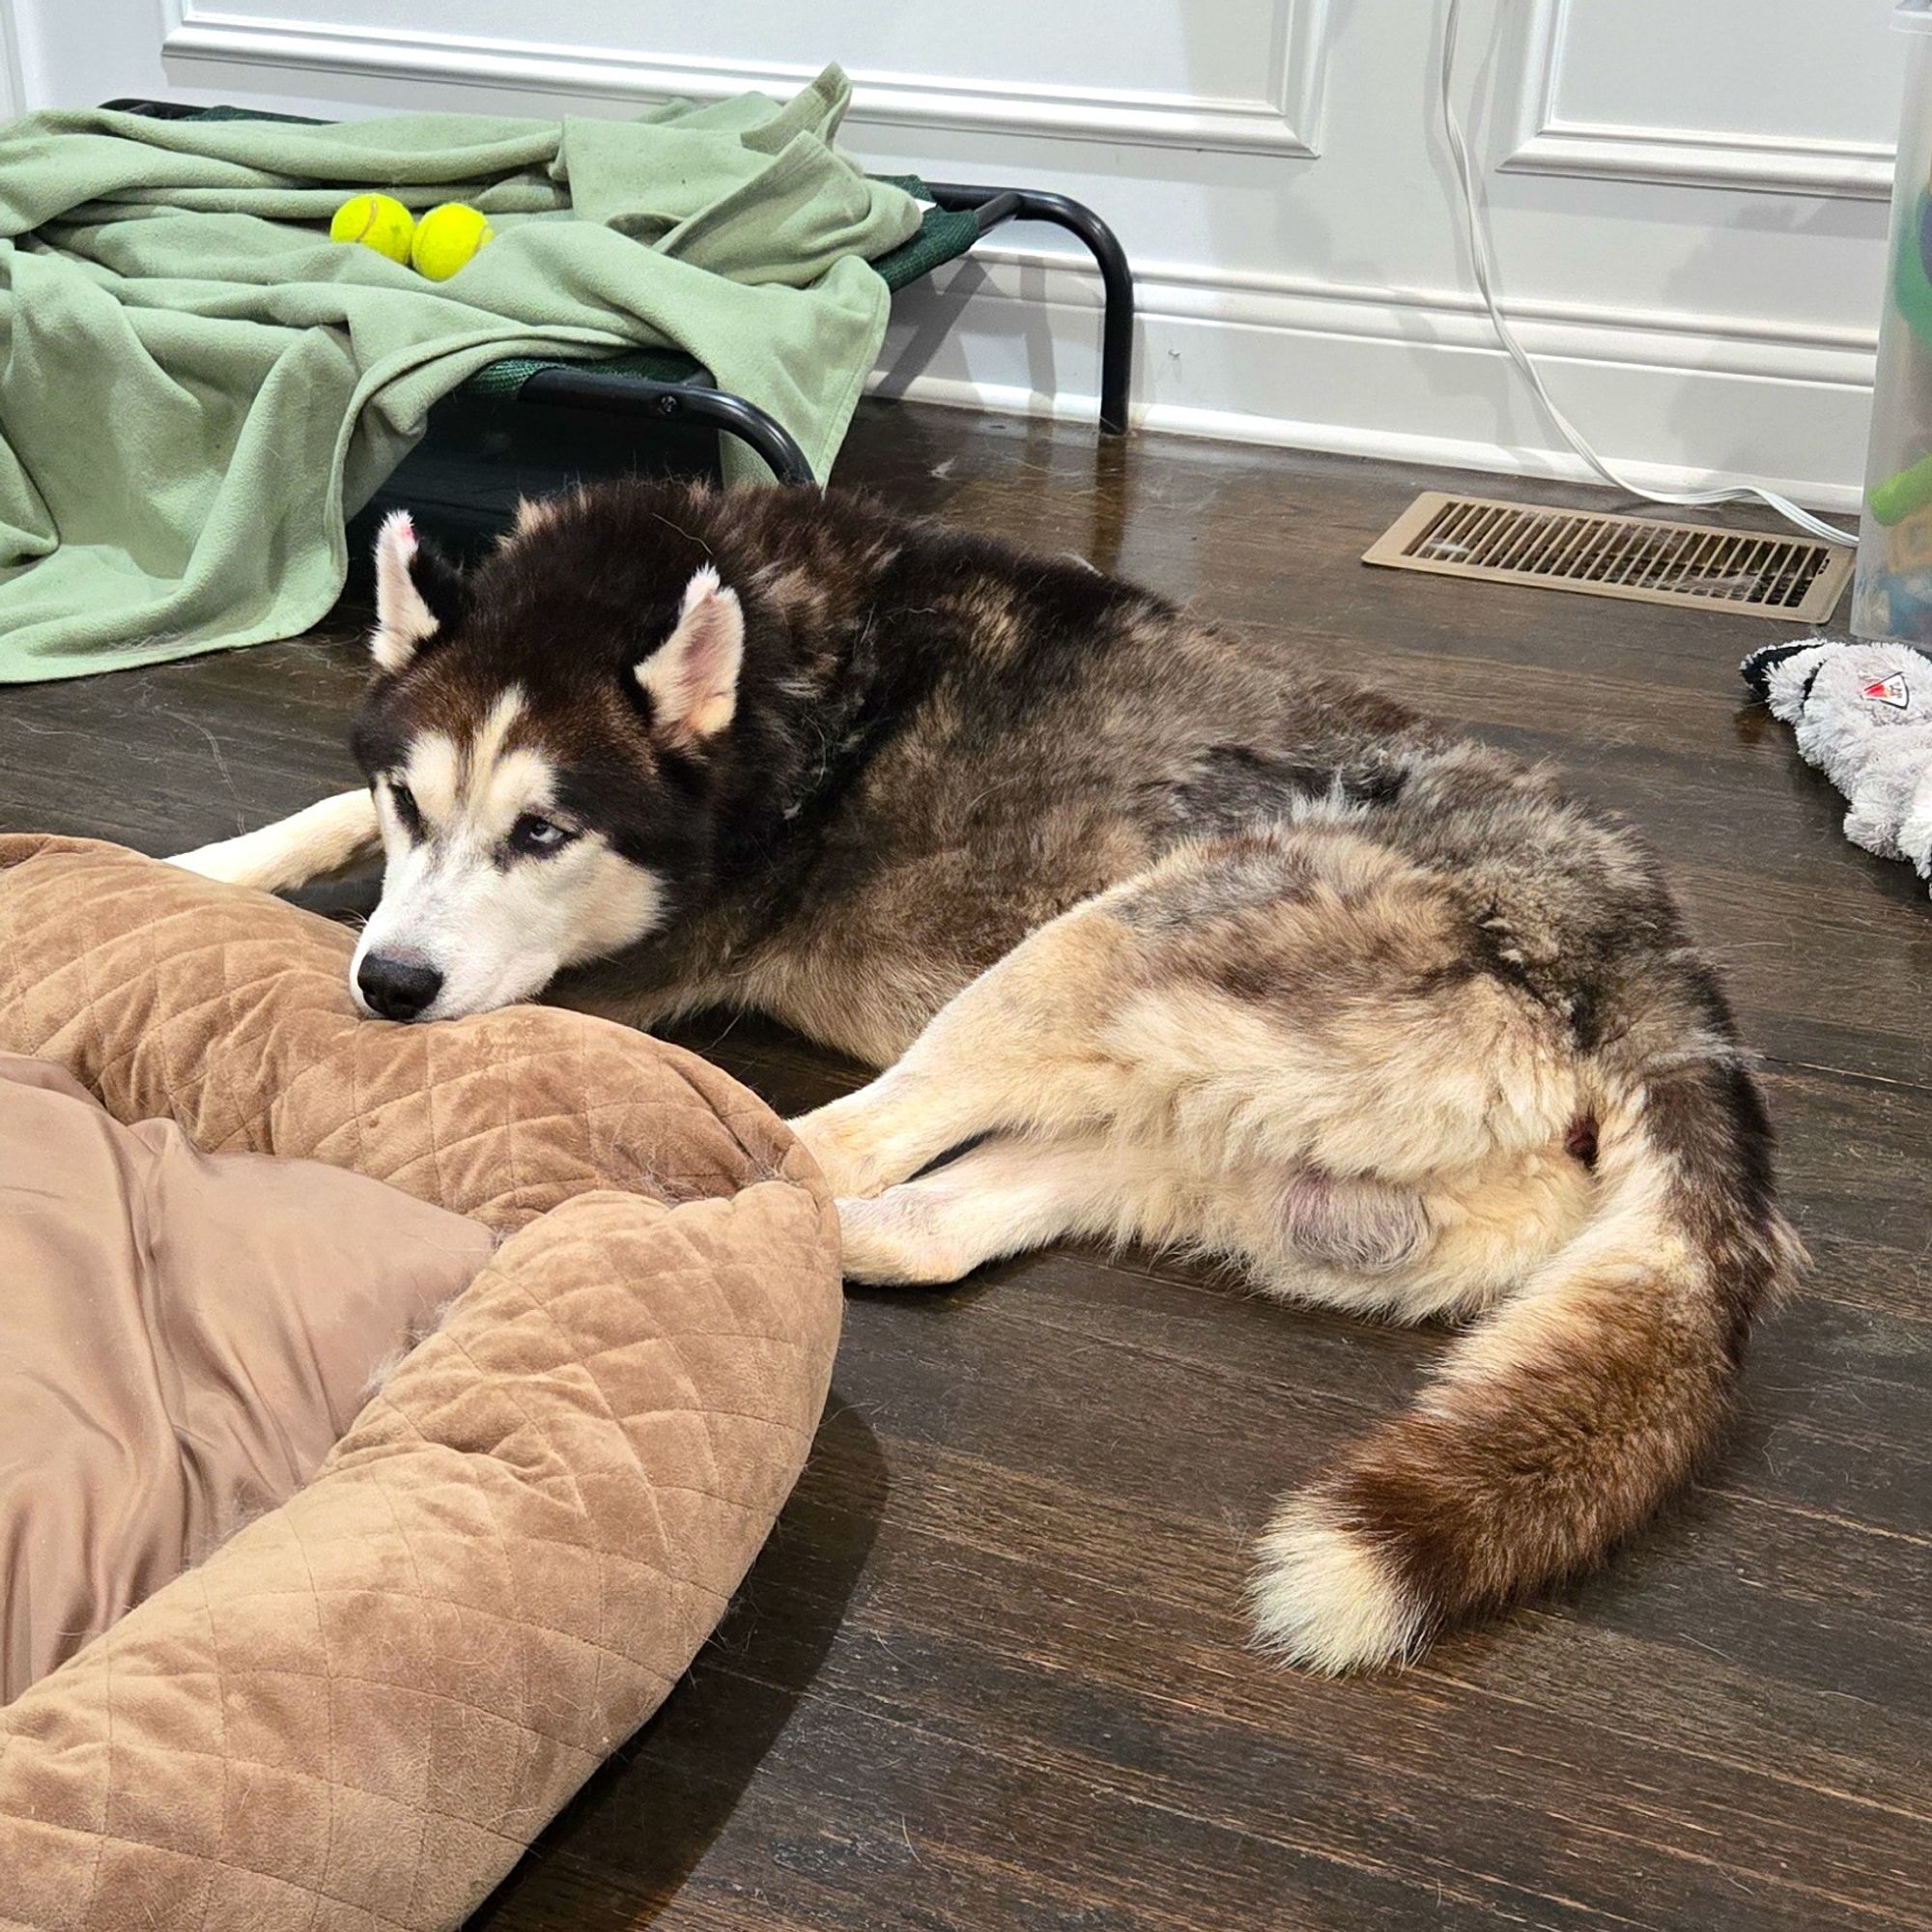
<box><xmin>356</xmin><ymin>952</ymin><xmax>443</xmax><ymax>1021</ymax></box>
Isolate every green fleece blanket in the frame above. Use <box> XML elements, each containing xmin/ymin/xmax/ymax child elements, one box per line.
<box><xmin>0</xmin><ymin>67</ymin><xmax>918</xmax><ymax>683</ymax></box>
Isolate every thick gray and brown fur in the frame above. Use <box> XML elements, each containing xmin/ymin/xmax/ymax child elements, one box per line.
<box><xmin>173</xmin><ymin>479</ymin><xmax>1803</xmax><ymax>1672</ymax></box>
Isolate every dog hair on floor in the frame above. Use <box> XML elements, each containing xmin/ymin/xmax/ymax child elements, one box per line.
<box><xmin>173</xmin><ymin>482</ymin><xmax>1801</xmax><ymax>1672</ymax></box>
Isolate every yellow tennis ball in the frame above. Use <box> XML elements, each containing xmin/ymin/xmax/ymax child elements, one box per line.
<box><xmin>329</xmin><ymin>192</ymin><xmax>415</xmax><ymax>265</ymax></box>
<box><xmin>411</xmin><ymin>203</ymin><xmax>495</xmax><ymax>282</ymax></box>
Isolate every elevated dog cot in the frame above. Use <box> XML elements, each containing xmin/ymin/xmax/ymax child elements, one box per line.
<box><xmin>104</xmin><ymin>99</ymin><xmax>1135</xmax><ymax>504</ymax></box>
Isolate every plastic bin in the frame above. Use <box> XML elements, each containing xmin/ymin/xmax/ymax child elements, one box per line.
<box><xmin>1854</xmin><ymin>1</ymin><xmax>1932</xmax><ymax>641</ymax></box>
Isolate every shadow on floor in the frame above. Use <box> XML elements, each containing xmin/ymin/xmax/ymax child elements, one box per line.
<box><xmin>465</xmin><ymin>1394</ymin><xmax>889</xmax><ymax>1929</ymax></box>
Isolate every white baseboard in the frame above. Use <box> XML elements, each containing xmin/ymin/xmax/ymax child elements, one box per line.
<box><xmin>873</xmin><ymin>250</ymin><xmax>1876</xmax><ymax>513</ymax></box>
<box><xmin>866</xmin><ymin>371</ymin><xmax>1867</xmax><ymax>516</ymax></box>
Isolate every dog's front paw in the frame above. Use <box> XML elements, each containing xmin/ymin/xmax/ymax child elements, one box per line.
<box><xmin>168</xmin><ymin>838</ymin><xmax>261</xmax><ymax>885</ymax></box>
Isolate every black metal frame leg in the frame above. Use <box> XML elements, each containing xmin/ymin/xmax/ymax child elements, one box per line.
<box><xmin>923</xmin><ymin>184</ymin><xmax>1137</xmax><ymax>436</ymax></box>
<box><xmin>515</xmin><ymin>367</ymin><xmax>818</xmax><ymax>487</ymax></box>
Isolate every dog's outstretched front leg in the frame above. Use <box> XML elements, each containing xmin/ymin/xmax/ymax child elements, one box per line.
<box><xmin>788</xmin><ymin>898</ymin><xmax>1135</xmax><ymax>1199</ymax></box>
<box><xmin>169</xmin><ymin>789</ymin><xmax>381</xmax><ymax>895</ymax></box>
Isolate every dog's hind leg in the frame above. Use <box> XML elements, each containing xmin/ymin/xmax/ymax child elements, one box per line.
<box><xmin>169</xmin><ymin>788</ymin><xmax>381</xmax><ymax>894</ymax></box>
<box><xmin>793</xmin><ymin>823</ymin><xmax>1579</xmax><ymax>1215</ymax></box>
<box><xmin>788</xmin><ymin>896</ymin><xmax>1140</xmax><ymax>1200</ymax></box>
<box><xmin>837</xmin><ymin>1122</ymin><xmax>1585</xmax><ymax>1311</ymax></box>
<box><xmin>836</xmin><ymin>1132</ymin><xmax>1168</xmax><ymax>1286</ymax></box>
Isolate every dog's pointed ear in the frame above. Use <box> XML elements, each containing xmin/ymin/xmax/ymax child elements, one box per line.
<box><xmin>634</xmin><ymin>566</ymin><xmax>745</xmax><ymax>745</ymax></box>
<box><xmin>370</xmin><ymin>510</ymin><xmax>468</xmax><ymax>674</ymax></box>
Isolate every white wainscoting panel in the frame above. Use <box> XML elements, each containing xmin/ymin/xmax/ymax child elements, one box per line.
<box><xmin>162</xmin><ymin>1</ymin><xmax>1332</xmax><ymax>156</ymax></box>
<box><xmin>1503</xmin><ymin>0</ymin><xmax>1901</xmax><ymax>197</ymax></box>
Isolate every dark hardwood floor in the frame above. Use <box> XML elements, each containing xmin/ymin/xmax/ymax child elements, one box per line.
<box><xmin>3</xmin><ymin>403</ymin><xmax>1927</xmax><ymax>1932</ymax></box>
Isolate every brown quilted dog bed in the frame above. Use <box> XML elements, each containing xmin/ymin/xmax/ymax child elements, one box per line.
<box><xmin>0</xmin><ymin>834</ymin><xmax>841</xmax><ymax>1932</ymax></box>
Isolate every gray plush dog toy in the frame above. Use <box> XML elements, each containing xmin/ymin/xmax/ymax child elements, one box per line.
<box><xmin>1743</xmin><ymin>636</ymin><xmax>1932</xmax><ymax>893</ymax></box>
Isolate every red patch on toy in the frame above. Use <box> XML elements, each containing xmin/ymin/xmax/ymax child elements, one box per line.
<box><xmin>1863</xmin><ymin>674</ymin><xmax>1910</xmax><ymax>709</ymax></box>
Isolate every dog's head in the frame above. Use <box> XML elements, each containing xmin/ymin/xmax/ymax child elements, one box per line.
<box><xmin>346</xmin><ymin>498</ymin><xmax>747</xmax><ymax>1021</ymax></box>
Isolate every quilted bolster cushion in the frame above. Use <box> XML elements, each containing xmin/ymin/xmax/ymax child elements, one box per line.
<box><xmin>0</xmin><ymin>835</ymin><xmax>842</xmax><ymax>1932</ymax></box>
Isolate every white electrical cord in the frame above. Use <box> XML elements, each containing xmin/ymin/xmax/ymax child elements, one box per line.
<box><xmin>1439</xmin><ymin>0</ymin><xmax>1860</xmax><ymax>547</ymax></box>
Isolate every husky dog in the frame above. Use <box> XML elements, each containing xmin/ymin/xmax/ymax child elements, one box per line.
<box><xmin>174</xmin><ymin>481</ymin><xmax>1800</xmax><ymax>1672</ymax></box>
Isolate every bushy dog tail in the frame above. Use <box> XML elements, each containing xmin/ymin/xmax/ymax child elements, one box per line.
<box><xmin>1250</xmin><ymin>1048</ymin><xmax>1801</xmax><ymax>1673</ymax></box>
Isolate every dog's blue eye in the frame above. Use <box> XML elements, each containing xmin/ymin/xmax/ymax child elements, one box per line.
<box><xmin>510</xmin><ymin>813</ymin><xmax>573</xmax><ymax>856</ymax></box>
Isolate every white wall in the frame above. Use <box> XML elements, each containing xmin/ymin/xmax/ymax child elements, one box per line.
<box><xmin>6</xmin><ymin>0</ymin><xmax>1908</xmax><ymax>505</ymax></box>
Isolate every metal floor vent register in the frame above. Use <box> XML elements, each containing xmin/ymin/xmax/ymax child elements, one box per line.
<box><xmin>1364</xmin><ymin>492</ymin><xmax>1853</xmax><ymax>623</ymax></box>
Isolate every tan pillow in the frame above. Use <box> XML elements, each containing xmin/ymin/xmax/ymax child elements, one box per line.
<box><xmin>0</xmin><ymin>1052</ymin><xmax>498</xmax><ymax>1699</ymax></box>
